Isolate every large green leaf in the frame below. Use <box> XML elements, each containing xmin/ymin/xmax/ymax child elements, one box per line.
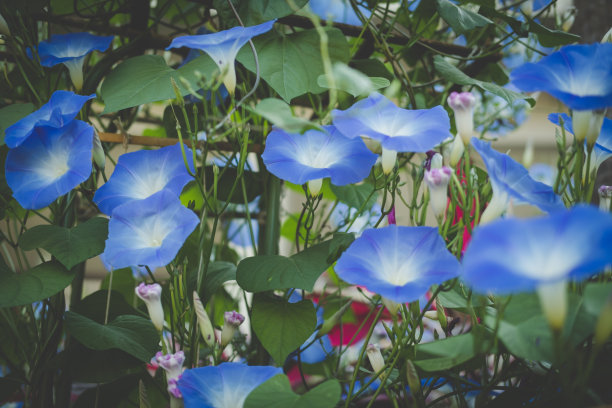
<box><xmin>414</xmin><ymin>333</ymin><xmax>483</xmax><ymax>371</ymax></box>
<box><xmin>316</xmin><ymin>63</ymin><xmax>390</xmax><ymax>98</ymax></box>
<box><xmin>0</xmin><ymin>260</ymin><xmax>75</xmax><ymax>308</ymax></box>
<box><xmin>214</xmin><ymin>0</ymin><xmax>309</xmax><ymax>26</ymax></box>
<box><xmin>249</xmin><ymin>98</ymin><xmax>320</xmax><ymax>133</ymax></box>
<box><xmin>251</xmin><ymin>296</ymin><xmax>316</xmax><ymax>364</ymax></box>
<box><xmin>100</xmin><ymin>54</ymin><xmax>219</xmax><ymax>113</ymax></box>
<box><xmin>433</xmin><ymin>55</ymin><xmax>535</xmax><ymax>107</ymax></box>
<box><xmin>330</xmin><ymin>183</ymin><xmax>377</xmax><ymax>210</ymax></box>
<box><xmin>64</xmin><ymin>311</ymin><xmax>159</xmax><ymax>362</ymax></box>
<box><xmin>527</xmin><ymin>18</ymin><xmax>580</xmax><ymax>47</ymax></box>
<box><xmin>19</xmin><ymin>217</ymin><xmax>109</xmax><ymax>270</ymax></box>
<box><xmin>236</xmin><ymin>237</ymin><xmax>339</xmax><ymax>292</ymax></box>
<box><xmin>237</xmin><ymin>28</ymin><xmax>350</xmax><ymax>102</ymax></box>
<box><xmin>245</xmin><ymin>375</ymin><xmax>341</xmax><ymax>408</ymax></box>
<box><xmin>435</xmin><ymin>0</ymin><xmax>493</xmax><ymax>34</ymax></box>
<box><xmin>0</xmin><ymin>103</ymin><xmax>34</xmax><ymax>145</ymax></box>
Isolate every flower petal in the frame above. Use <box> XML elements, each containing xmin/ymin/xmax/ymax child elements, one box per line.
<box><xmin>32</xmin><ymin>32</ymin><xmax>113</xmax><ymax>66</ymax></box>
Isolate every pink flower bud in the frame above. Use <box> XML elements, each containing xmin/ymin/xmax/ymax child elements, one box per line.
<box><xmin>220</xmin><ymin>311</ymin><xmax>245</xmax><ymax>347</ymax></box>
<box><xmin>135</xmin><ymin>283</ymin><xmax>164</xmax><ymax>331</ymax></box>
<box><xmin>156</xmin><ymin>351</ymin><xmax>185</xmax><ymax>381</ymax></box>
<box><xmin>424</xmin><ymin>167</ymin><xmax>452</xmax><ymax>219</ymax></box>
<box><xmin>447</xmin><ymin>92</ymin><xmax>477</xmax><ymax>144</ymax></box>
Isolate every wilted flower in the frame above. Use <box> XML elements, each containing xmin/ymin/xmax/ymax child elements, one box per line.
<box><xmin>5</xmin><ymin>120</ymin><xmax>93</xmax><ymax>210</ymax></box>
<box><xmin>102</xmin><ymin>190</ymin><xmax>199</xmax><ymax>270</ymax></box>
<box><xmin>156</xmin><ymin>351</ymin><xmax>185</xmax><ymax>381</ymax></box>
<box><xmin>220</xmin><ymin>311</ymin><xmax>245</xmax><ymax>347</ymax></box>
<box><xmin>93</xmin><ymin>144</ymin><xmax>195</xmax><ymax>215</ymax></box>
<box><xmin>334</xmin><ymin>225</ymin><xmax>460</xmax><ymax>304</ymax></box>
<box><xmin>447</xmin><ymin>92</ymin><xmax>477</xmax><ymax>144</ymax></box>
<box><xmin>166</xmin><ymin>20</ymin><xmax>275</xmax><ymax>94</ymax></box>
<box><xmin>332</xmin><ymin>93</ymin><xmax>451</xmax><ymax>174</ymax></box>
<box><xmin>462</xmin><ymin>205</ymin><xmax>612</xmax><ymax>329</ymax></box>
<box><xmin>30</xmin><ymin>32</ymin><xmax>113</xmax><ymax>90</ymax></box>
<box><xmin>136</xmin><ymin>283</ymin><xmax>164</xmax><ymax>332</ymax></box>
<box><xmin>5</xmin><ymin>91</ymin><xmax>94</xmax><ymax>148</ymax></box>
<box><xmin>261</xmin><ymin>125</ymin><xmax>377</xmax><ymax>195</ymax></box>
<box><xmin>178</xmin><ymin>363</ymin><xmax>282</xmax><ymax>408</ymax></box>
<box><xmin>424</xmin><ymin>166</ymin><xmax>452</xmax><ymax>220</ymax></box>
<box><xmin>471</xmin><ymin>138</ymin><xmax>564</xmax><ymax>223</ymax></box>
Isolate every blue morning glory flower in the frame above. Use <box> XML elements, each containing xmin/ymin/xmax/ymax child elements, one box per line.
<box><xmin>462</xmin><ymin>205</ymin><xmax>612</xmax><ymax>328</ymax></box>
<box><xmin>261</xmin><ymin>125</ymin><xmax>377</xmax><ymax>195</ymax></box>
<box><xmin>334</xmin><ymin>225</ymin><xmax>461</xmax><ymax>303</ymax></box>
<box><xmin>4</xmin><ymin>91</ymin><xmax>94</xmax><ymax>148</ymax></box>
<box><xmin>5</xmin><ymin>120</ymin><xmax>93</xmax><ymax>209</ymax></box>
<box><xmin>102</xmin><ymin>190</ymin><xmax>199</xmax><ymax>270</ymax></box>
<box><xmin>471</xmin><ymin>137</ymin><xmax>564</xmax><ymax>223</ymax></box>
<box><xmin>308</xmin><ymin>0</ymin><xmax>371</xmax><ymax>26</ymax></box>
<box><xmin>510</xmin><ymin>43</ymin><xmax>612</xmax><ymax>111</ymax></box>
<box><xmin>31</xmin><ymin>33</ymin><xmax>113</xmax><ymax>90</ymax></box>
<box><xmin>178</xmin><ymin>362</ymin><xmax>282</xmax><ymax>408</ymax></box>
<box><xmin>93</xmin><ymin>144</ymin><xmax>195</xmax><ymax>216</ymax></box>
<box><xmin>332</xmin><ymin>93</ymin><xmax>450</xmax><ymax>173</ymax></box>
<box><xmin>549</xmin><ymin>113</ymin><xmax>612</xmax><ymax>174</ymax></box>
<box><xmin>166</xmin><ymin>20</ymin><xmax>275</xmax><ymax>94</ymax></box>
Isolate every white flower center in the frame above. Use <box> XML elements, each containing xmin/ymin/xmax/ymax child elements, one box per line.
<box><xmin>38</xmin><ymin>150</ymin><xmax>70</xmax><ymax>181</ymax></box>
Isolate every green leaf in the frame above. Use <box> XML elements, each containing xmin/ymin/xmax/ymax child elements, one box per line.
<box><xmin>0</xmin><ymin>261</ymin><xmax>75</xmax><ymax>308</ymax></box>
<box><xmin>19</xmin><ymin>217</ymin><xmax>109</xmax><ymax>270</ymax></box>
<box><xmin>64</xmin><ymin>311</ymin><xmax>159</xmax><ymax>362</ymax></box>
<box><xmin>249</xmin><ymin>98</ymin><xmax>321</xmax><ymax>133</ymax></box>
<box><xmin>73</xmin><ymin>290</ymin><xmax>141</xmax><ymax>324</ymax></box>
<box><xmin>251</xmin><ymin>297</ymin><xmax>316</xmax><ymax>364</ymax></box>
<box><xmin>100</xmin><ymin>54</ymin><xmax>219</xmax><ymax>113</ymax></box>
<box><xmin>237</xmin><ymin>28</ymin><xmax>350</xmax><ymax>102</ymax></box>
<box><xmin>414</xmin><ymin>333</ymin><xmax>483</xmax><ymax>371</ymax></box>
<box><xmin>236</xmin><ymin>237</ymin><xmax>339</xmax><ymax>292</ymax></box>
<box><xmin>213</xmin><ymin>0</ymin><xmax>309</xmax><ymax>26</ymax></box>
<box><xmin>101</xmin><ymin>269</ymin><xmax>136</xmax><ymax>306</ymax></box>
<box><xmin>316</xmin><ymin>63</ymin><xmax>390</xmax><ymax>98</ymax></box>
<box><xmin>330</xmin><ymin>183</ymin><xmax>377</xmax><ymax>210</ymax></box>
<box><xmin>202</xmin><ymin>261</ymin><xmax>237</xmax><ymax>303</ymax></box>
<box><xmin>527</xmin><ymin>18</ymin><xmax>580</xmax><ymax>47</ymax></box>
<box><xmin>245</xmin><ymin>375</ymin><xmax>341</xmax><ymax>408</ymax></box>
<box><xmin>435</xmin><ymin>0</ymin><xmax>493</xmax><ymax>34</ymax></box>
<box><xmin>0</xmin><ymin>103</ymin><xmax>34</xmax><ymax>145</ymax></box>
<box><xmin>433</xmin><ymin>55</ymin><xmax>535</xmax><ymax>107</ymax></box>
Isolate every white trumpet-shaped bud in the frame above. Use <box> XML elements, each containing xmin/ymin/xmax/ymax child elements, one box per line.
<box><xmin>449</xmin><ymin>134</ymin><xmax>465</xmax><ymax>167</ymax></box>
<box><xmin>135</xmin><ymin>283</ymin><xmax>164</xmax><ymax>332</ymax></box>
<box><xmin>366</xmin><ymin>344</ymin><xmax>385</xmax><ymax>374</ymax></box>
<box><xmin>599</xmin><ymin>185</ymin><xmax>612</xmax><ymax>211</ymax></box>
<box><xmin>448</xmin><ymin>92</ymin><xmax>477</xmax><ymax>144</ymax></box>
<box><xmin>308</xmin><ymin>178</ymin><xmax>323</xmax><ymax>196</ymax></box>
<box><xmin>156</xmin><ymin>351</ymin><xmax>185</xmax><ymax>381</ymax></box>
<box><xmin>381</xmin><ymin>148</ymin><xmax>397</xmax><ymax>174</ymax></box>
<box><xmin>193</xmin><ymin>291</ymin><xmax>216</xmax><ymax>347</ymax></box>
<box><xmin>536</xmin><ymin>280</ymin><xmax>568</xmax><ymax>331</ymax></box>
<box><xmin>220</xmin><ymin>311</ymin><xmax>245</xmax><ymax>347</ymax></box>
<box><xmin>424</xmin><ymin>166</ymin><xmax>452</xmax><ymax>220</ymax></box>
<box><xmin>572</xmin><ymin>110</ymin><xmax>605</xmax><ymax>149</ymax></box>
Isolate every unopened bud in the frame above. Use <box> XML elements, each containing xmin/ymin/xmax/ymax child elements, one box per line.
<box><xmin>0</xmin><ymin>13</ymin><xmax>10</xmax><ymax>36</ymax></box>
<box><xmin>220</xmin><ymin>311</ymin><xmax>245</xmax><ymax>347</ymax></box>
<box><xmin>449</xmin><ymin>134</ymin><xmax>465</xmax><ymax>167</ymax></box>
<box><xmin>387</xmin><ymin>206</ymin><xmax>396</xmax><ymax>225</ymax></box>
<box><xmin>595</xmin><ymin>291</ymin><xmax>612</xmax><ymax>344</ymax></box>
<box><xmin>424</xmin><ymin>166</ymin><xmax>451</xmax><ymax>220</ymax></box>
<box><xmin>435</xmin><ymin>299</ymin><xmax>448</xmax><ymax>331</ymax></box>
<box><xmin>319</xmin><ymin>300</ymin><xmax>353</xmax><ymax>336</ymax></box>
<box><xmin>602</xmin><ymin>27</ymin><xmax>612</xmax><ymax>43</ymax></box>
<box><xmin>308</xmin><ymin>178</ymin><xmax>322</xmax><ymax>196</ymax></box>
<box><xmin>599</xmin><ymin>185</ymin><xmax>612</xmax><ymax>211</ymax></box>
<box><xmin>405</xmin><ymin>359</ymin><xmax>421</xmax><ymax>393</ymax></box>
<box><xmin>92</xmin><ymin>131</ymin><xmax>106</xmax><ymax>170</ymax></box>
<box><xmin>156</xmin><ymin>351</ymin><xmax>185</xmax><ymax>381</ymax></box>
<box><xmin>572</xmin><ymin>109</ymin><xmax>605</xmax><ymax>149</ymax></box>
<box><xmin>381</xmin><ymin>148</ymin><xmax>397</xmax><ymax>174</ymax></box>
<box><xmin>366</xmin><ymin>344</ymin><xmax>385</xmax><ymax>374</ymax></box>
<box><xmin>135</xmin><ymin>283</ymin><xmax>164</xmax><ymax>332</ymax></box>
<box><xmin>448</xmin><ymin>92</ymin><xmax>477</xmax><ymax>144</ymax></box>
<box><xmin>193</xmin><ymin>291</ymin><xmax>216</xmax><ymax>347</ymax></box>
<box><xmin>171</xmin><ymin>77</ymin><xmax>184</xmax><ymax>107</ymax></box>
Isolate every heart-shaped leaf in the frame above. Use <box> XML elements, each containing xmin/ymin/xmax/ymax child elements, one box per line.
<box><xmin>64</xmin><ymin>311</ymin><xmax>159</xmax><ymax>362</ymax></box>
<box><xmin>251</xmin><ymin>297</ymin><xmax>316</xmax><ymax>364</ymax></box>
<box><xmin>245</xmin><ymin>375</ymin><xmax>341</xmax><ymax>408</ymax></box>
<box><xmin>19</xmin><ymin>217</ymin><xmax>109</xmax><ymax>270</ymax></box>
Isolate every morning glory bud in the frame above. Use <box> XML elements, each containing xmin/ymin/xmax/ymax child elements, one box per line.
<box><xmin>220</xmin><ymin>311</ymin><xmax>245</xmax><ymax>347</ymax></box>
<box><xmin>92</xmin><ymin>131</ymin><xmax>106</xmax><ymax>170</ymax></box>
<box><xmin>135</xmin><ymin>283</ymin><xmax>164</xmax><ymax>332</ymax></box>
<box><xmin>0</xmin><ymin>13</ymin><xmax>10</xmax><ymax>36</ymax></box>
<box><xmin>602</xmin><ymin>27</ymin><xmax>612</xmax><ymax>43</ymax></box>
<box><xmin>366</xmin><ymin>344</ymin><xmax>385</xmax><ymax>374</ymax></box>
<box><xmin>424</xmin><ymin>166</ymin><xmax>452</xmax><ymax>220</ymax></box>
<box><xmin>599</xmin><ymin>185</ymin><xmax>612</xmax><ymax>211</ymax></box>
<box><xmin>447</xmin><ymin>92</ymin><xmax>477</xmax><ymax>145</ymax></box>
<box><xmin>156</xmin><ymin>351</ymin><xmax>185</xmax><ymax>381</ymax></box>
<box><xmin>573</xmin><ymin>110</ymin><xmax>605</xmax><ymax>149</ymax></box>
<box><xmin>537</xmin><ymin>280</ymin><xmax>568</xmax><ymax>331</ymax></box>
<box><xmin>429</xmin><ymin>152</ymin><xmax>443</xmax><ymax>170</ymax></box>
<box><xmin>449</xmin><ymin>135</ymin><xmax>465</xmax><ymax>167</ymax></box>
<box><xmin>193</xmin><ymin>292</ymin><xmax>216</xmax><ymax>347</ymax></box>
<box><xmin>595</xmin><ymin>291</ymin><xmax>612</xmax><ymax>345</ymax></box>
